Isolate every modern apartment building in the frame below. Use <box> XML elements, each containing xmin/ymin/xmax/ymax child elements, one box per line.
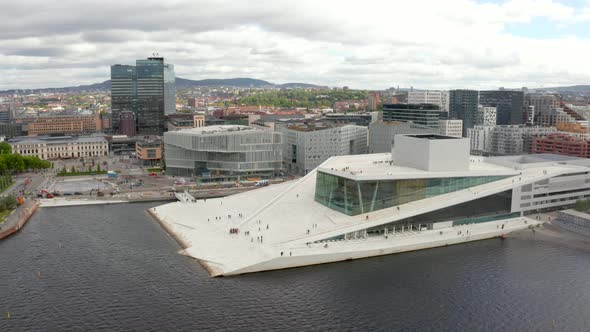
<box><xmin>9</xmin><ymin>135</ymin><xmax>109</xmax><ymax>160</ymax></box>
<box><xmin>525</xmin><ymin>93</ymin><xmax>559</xmax><ymax>115</ymax></box>
<box><xmin>27</xmin><ymin>114</ymin><xmax>101</xmax><ymax>136</ymax></box>
<box><xmin>475</xmin><ymin>105</ymin><xmax>497</xmax><ymax>126</ymax></box>
<box><xmin>490</xmin><ymin>125</ymin><xmax>557</xmax><ymax>156</ymax></box>
<box><xmin>163</xmin><ymin>125</ymin><xmax>283</xmax><ymax>180</ymax></box>
<box><xmin>535</xmin><ymin>108</ymin><xmax>580</xmax><ymax>127</ymax></box>
<box><xmin>449</xmin><ymin>89</ymin><xmax>479</xmax><ymax>136</ymax></box>
<box><xmin>407</xmin><ymin>90</ymin><xmax>450</xmax><ymax>113</ymax></box>
<box><xmin>479</xmin><ymin>90</ymin><xmax>524</xmax><ymax>125</ymax></box>
<box><xmin>279</xmin><ymin>124</ymin><xmax>368</xmax><ymax>175</ymax></box>
<box><xmin>111</xmin><ymin>57</ymin><xmax>175</xmax><ymax>135</ymax></box>
<box><xmin>382</xmin><ymin>104</ymin><xmax>446</xmax><ymax>128</ymax></box>
<box><xmin>467</xmin><ymin>125</ymin><xmax>494</xmax><ymax>155</ymax></box>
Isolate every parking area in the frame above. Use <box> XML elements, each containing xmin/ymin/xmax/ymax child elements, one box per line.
<box><xmin>51</xmin><ymin>179</ymin><xmax>112</xmax><ymax>193</ymax></box>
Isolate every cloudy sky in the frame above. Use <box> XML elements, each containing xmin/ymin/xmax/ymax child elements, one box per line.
<box><xmin>1</xmin><ymin>0</ymin><xmax>590</xmax><ymax>90</ymax></box>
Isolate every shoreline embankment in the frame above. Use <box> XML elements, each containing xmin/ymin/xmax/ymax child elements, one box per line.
<box><xmin>509</xmin><ymin>222</ymin><xmax>590</xmax><ymax>252</ymax></box>
<box><xmin>0</xmin><ymin>200</ymin><xmax>39</xmax><ymax>240</ymax></box>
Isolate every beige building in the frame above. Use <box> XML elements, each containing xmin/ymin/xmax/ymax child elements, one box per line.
<box><xmin>135</xmin><ymin>140</ymin><xmax>164</xmax><ymax>166</ymax></box>
<box><xmin>438</xmin><ymin>119</ymin><xmax>463</xmax><ymax>137</ymax></box>
<box><xmin>27</xmin><ymin>114</ymin><xmax>101</xmax><ymax>136</ymax></box>
<box><xmin>193</xmin><ymin>114</ymin><xmax>205</xmax><ymax>127</ymax></box>
<box><xmin>10</xmin><ymin>135</ymin><xmax>109</xmax><ymax>160</ymax></box>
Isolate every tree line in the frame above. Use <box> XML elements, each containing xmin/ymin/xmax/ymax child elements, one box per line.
<box><xmin>231</xmin><ymin>89</ymin><xmax>368</xmax><ymax>108</ymax></box>
<box><xmin>0</xmin><ymin>142</ymin><xmax>52</xmax><ymax>173</ymax></box>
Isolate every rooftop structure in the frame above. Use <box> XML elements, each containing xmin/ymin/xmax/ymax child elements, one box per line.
<box><xmin>368</xmin><ymin>121</ymin><xmax>436</xmax><ymax>153</ymax></box>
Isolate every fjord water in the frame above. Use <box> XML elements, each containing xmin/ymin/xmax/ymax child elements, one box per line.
<box><xmin>1</xmin><ymin>203</ymin><xmax>589</xmax><ymax>331</ymax></box>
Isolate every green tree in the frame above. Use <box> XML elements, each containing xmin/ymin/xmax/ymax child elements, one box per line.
<box><xmin>0</xmin><ymin>195</ymin><xmax>17</xmax><ymax>211</ymax></box>
<box><xmin>71</xmin><ymin>165</ymin><xmax>76</xmax><ymax>173</ymax></box>
<box><xmin>0</xmin><ymin>142</ymin><xmax>12</xmax><ymax>154</ymax></box>
<box><xmin>3</xmin><ymin>154</ymin><xmax>24</xmax><ymax>172</ymax></box>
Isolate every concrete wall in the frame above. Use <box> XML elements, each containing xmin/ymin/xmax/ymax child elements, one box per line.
<box><xmin>556</xmin><ymin>210</ymin><xmax>590</xmax><ymax>236</ymax></box>
<box><xmin>393</xmin><ymin>135</ymin><xmax>470</xmax><ymax>172</ymax></box>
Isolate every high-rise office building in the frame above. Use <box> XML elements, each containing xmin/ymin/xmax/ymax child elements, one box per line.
<box><xmin>164</xmin><ymin>63</ymin><xmax>176</xmax><ymax>115</ymax></box>
<box><xmin>524</xmin><ymin>93</ymin><xmax>559</xmax><ymax>115</ymax></box>
<box><xmin>111</xmin><ymin>57</ymin><xmax>175</xmax><ymax>135</ymax></box>
<box><xmin>479</xmin><ymin>90</ymin><xmax>524</xmax><ymax>125</ymax></box>
<box><xmin>111</xmin><ymin>64</ymin><xmax>136</xmax><ymax>134</ymax></box>
<box><xmin>382</xmin><ymin>104</ymin><xmax>446</xmax><ymax>128</ymax></box>
<box><xmin>449</xmin><ymin>89</ymin><xmax>479</xmax><ymax>136</ymax></box>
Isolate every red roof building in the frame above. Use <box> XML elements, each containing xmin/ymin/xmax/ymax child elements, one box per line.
<box><xmin>532</xmin><ymin>133</ymin><xmax>590</xmax><ymax>158</ymax></box>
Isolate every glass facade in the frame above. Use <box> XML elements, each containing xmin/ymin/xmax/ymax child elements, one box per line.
<box><xmin>449</xmin><ymin>89</ymin><xmax>478</xmax><ymax>136</ymax></box>
<box><xmin>111</xmin><ymin>57</ymin><xmax>174</xmax><ymax>135</ymax></box>
<box><xmin>314</xmin><ymin>172</ymin><xmax>508</xmax><ymax>215</ymax></box>
<box><xmin>136</xmin><ymin>58</ymin><xmax>165</xmax><ymax>135</ymax></box>
<box><xmin>363</xmin><ymin>190</ymin><xmax>514</xmax><ymax>236</ymax></box>
<box><xmin>382</xmin><ymin>104</ymin><xmax>447</xmax><ymax>128</ymax></box>
<box><xmin>479</xmin><ymin>90</ymin><xmax>524</xmax><ymax>125</ymax></box>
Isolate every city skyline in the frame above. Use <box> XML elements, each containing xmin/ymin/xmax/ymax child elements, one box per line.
<box><xmin>2</xmin><ymin>0</ymin><xmax>590</xmax><ymax>90</ymax></box>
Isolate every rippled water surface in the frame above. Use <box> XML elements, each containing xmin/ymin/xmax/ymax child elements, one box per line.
<box><xmin>1</xmin><ymin>203</ymin><xmax>590</xmax><ymax>331</ymax></box>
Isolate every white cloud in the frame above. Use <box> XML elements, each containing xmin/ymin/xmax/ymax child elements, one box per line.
<box><xmin>0</xmin><ymin>0</ymin><xmax>589</xmax><ymax>90</ymax></box>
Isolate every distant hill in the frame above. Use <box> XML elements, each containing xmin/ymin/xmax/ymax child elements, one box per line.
<box><xmin>533</xmin><ymin>85</ymin><xmax>590</xmax><ymax>94</ymax></box>
<box><xmin>175</xmin><ymin>77</ymin><xmax>274</xmax><ymax>89</ymax></box>
<box><xmin>277</xmin><ymin>82</ymin><xmax>323</xmax><ymax>89</ymax></box>
<box><xmin>0</xmin><ymin>77</ymin><xmax>325</xmax><ymax>94</ymax></box>
<box><xmin>0</xmin><ymin>80</ymin><xmax>112</xmax><ymax>94</ymax></box>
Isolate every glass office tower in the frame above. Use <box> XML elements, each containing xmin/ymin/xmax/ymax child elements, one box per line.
<box><xmin>449</xmin><ymin>89</ymin><xmax>479</xmax><ymax>136</ymax></box>
<box><xmin>164</xmin><ymin>64</ymin><xmax>176</xmax><ymax>115</ymax></box>
<box><xmin>110</xmin><ymin>65</ymin><xmax>136</xmax><ymax>134</ymax></box>
<box><xmin>111</xmin><ymin>57</ymin><xmax>175</xmax><ymax>135</ymax></box>
<box><xmin>479</xmin><ymin>90</ymin><xmax>524</xmax><ymax>125</ymax></box>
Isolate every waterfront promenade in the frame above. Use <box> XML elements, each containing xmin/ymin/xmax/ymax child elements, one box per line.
<box><xmin>0</xmin><ymin>199</ymin><xmax>39</xmax><ymax>240</ymax></box>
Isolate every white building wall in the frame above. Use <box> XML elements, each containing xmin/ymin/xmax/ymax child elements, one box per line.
<box><xmin>512</xmin><ymin>170</ymin><xmax>590</xmax><ymax>212</ymax></box>
<box><xmin>438</xmin><ymin>119</ymin><xmax>463</xmax><ymax>137</ymax></box>
<box><xmin>467</xmin><ymin>125</ymin><xmax>494</xmax><ymax>154</ymax></box>
<box><xmin>11</xmin><ymin>138</ymin><xmax>109</xmax><ymax>160</ymax></box>
<box><xmin>393</xmin><ymin>135</ymin><xmax>470</xmax><ymax>172</ymax></box>
<box><xmin>408</xmin><ymin>90</ymin><xmax>450</xmax><ymax>113</ymax></box>
<box><xmin>281</xmin><ymin>125</ymin><xmax>368</xmax><ymax>175</ymax></box>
